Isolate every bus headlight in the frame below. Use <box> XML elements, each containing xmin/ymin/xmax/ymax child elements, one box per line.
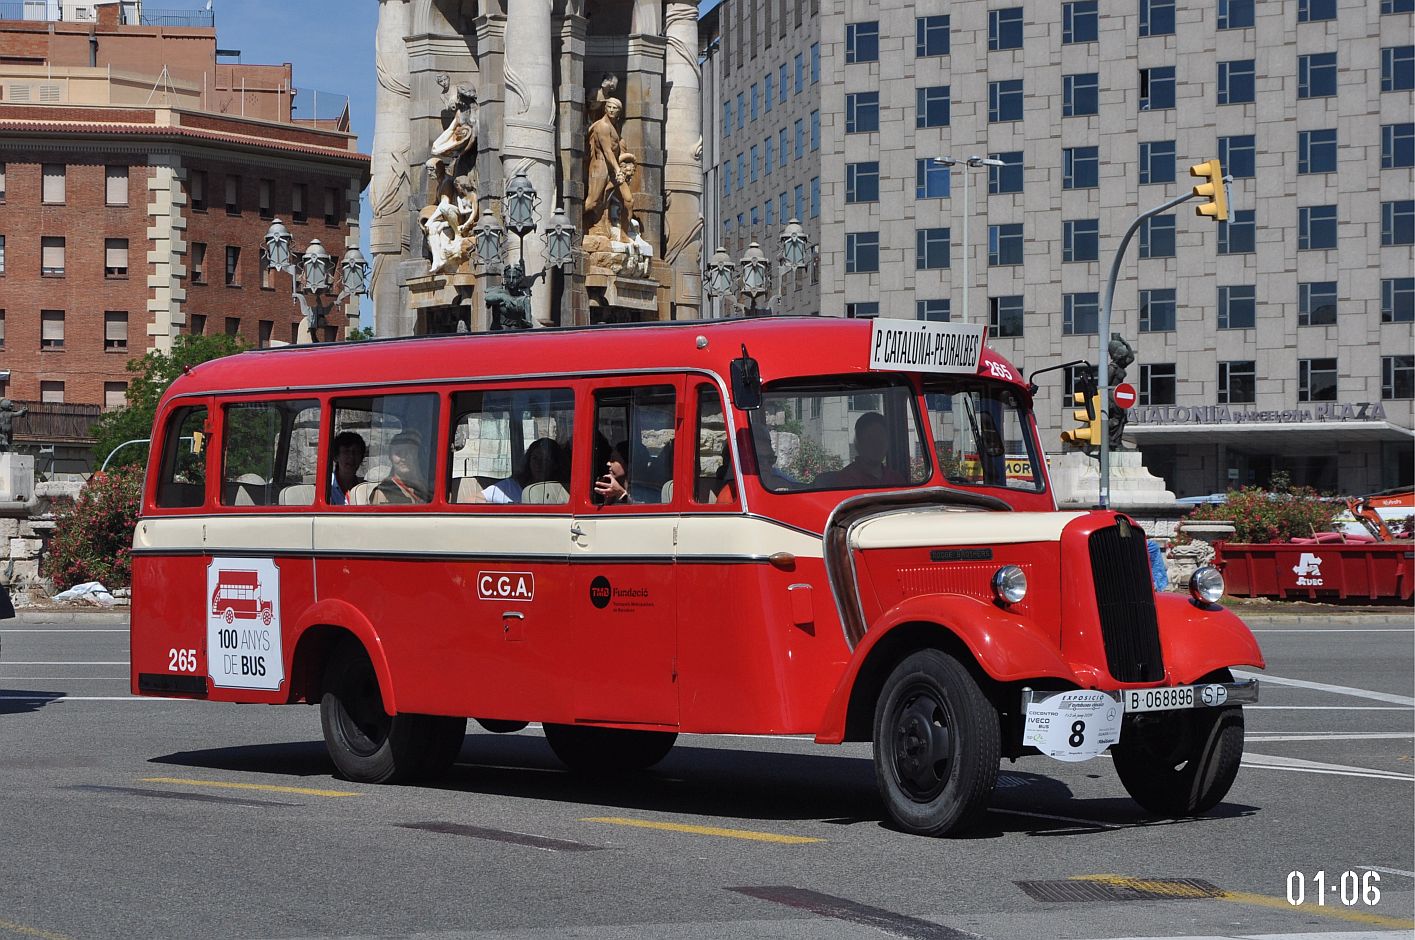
<box><xmin>992</xmin><ymin>565</ymin><xmax>1028</xmax><ymax>605</ymax></box>
<box><xmin>1189</xmin><ymin>566</ymin><xmax>1225</xmax><ymax>604</ymax></box>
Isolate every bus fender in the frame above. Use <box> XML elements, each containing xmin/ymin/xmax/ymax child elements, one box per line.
<box><xmin>1154</xmin><ymin>592</ymin><xmax>1266</xmax><ymax>683</ymax></box>
<box><xmin>814</xmin><ymin>594</ymin><xmax>1077</xmax><ymax>744</ymax></box>
<box><xmin>288</xmin><ymin>599</ymin><xmax>398</xmax><ymax>714</ymax></box>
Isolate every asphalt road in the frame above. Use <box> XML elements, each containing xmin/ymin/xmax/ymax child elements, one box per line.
<box><xmin>1</xmin><ymin>611</ymin><xmax>1412</xmax><ymax>940</ymax></box>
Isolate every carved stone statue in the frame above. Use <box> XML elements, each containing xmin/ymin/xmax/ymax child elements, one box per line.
<box><xmin>421</xmin><ymin>160</ymin><xmax>478</xmax><ymax>275</ymax></box>
<box><xmin>1107</xmin><ymin>333</ymin><xmax>1136</xmax><ymax>450</ymax></box>
<box><xmin>0</xmin><ymin>399</ymin><xmax>27</xmax><ymax>453</ymax></box>
<box><xmin>623</xmin><ymin>221</ymin><xmax>653</xmax><ymax>279</ymax></box>
<box><xmin>609</xmin><ymin>151</ymin><xmax>639</xmax><ymax>239</ymax></box>
<box><xmin>585</xmin><ymin>97</ymin><xmax>626</xmax><ymax>238</ymax></box>
<box><xmin>588</xmin><ymin>73</ymin><xmax>620</xmax><ymax>123</ymax></box>
<box><xmin>430</xmin><ymin>73</ymin><xmax>478</xmax><ymax>172</ymax></box>
<box><xmin>484</xmin><ymin>262</ymin><xmax>536</xmax><ymax>331</ymax></box>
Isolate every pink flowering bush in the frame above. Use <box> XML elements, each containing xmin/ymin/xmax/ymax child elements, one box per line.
<box><xmin>42</xmin><ymin>467</ymin><xmax>143</xmax><ymax>590</ymax></box>
<box><xmin>1180</xmin><ymin>482</ymin><xmax>1338</xmax><ymax>544</ymax></box>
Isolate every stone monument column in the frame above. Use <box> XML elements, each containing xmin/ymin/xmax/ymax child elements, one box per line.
<box><xmin>662</xmin><ymin>2</ymin><xmax>703</xmax><ymax>320</ymax></box>
<box><xmin>501</xmin><ymin>0</ymin><xmax>558</xmax><ymax>327</ymax></box>
<box><xmin>371</xmin><ymin>0</ymin><xmax>414</xmax><ymax>337</ymax></box>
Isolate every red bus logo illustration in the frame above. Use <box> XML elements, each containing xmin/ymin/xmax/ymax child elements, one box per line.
<box><xmin>210</xmin><ymin>569</ymin><xmax>274</xmax><ymax>625</ymax></box>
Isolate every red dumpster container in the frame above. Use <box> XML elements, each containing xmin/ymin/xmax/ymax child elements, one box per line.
<box><xmin>1214</xmin><ymin>541</ymin><xmax>1414</xmax><ymax>602</ymax></box>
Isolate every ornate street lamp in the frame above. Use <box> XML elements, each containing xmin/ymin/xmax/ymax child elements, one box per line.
<box><xmin>739</xmin><ymin>241</ymin><xmax>770</xmax><ymax>315</ymax></box>
<box><xmin>503</xmin><ymin>170</ymin><xmax>541</xmax><ymax>235</ymax></box>
<box><xmin>779</xmin><ymin>218</ymin><xmax>810</xmax><ymax>271</ymax></box>
<box><xmin>472</xmin><ymin>209</ymin><xmax>506</xmax><ymax>268</ymax></box>
<box><xmin>261</xmin><ymin>222</ymin><xmax>368</xmax><ymax>344</ymax></box>
<box><xmin>300</xmin><ymin>239</ymin><xmax>334</xmax><ymax>293</ymax></box>
<box><xmin>703</xmin><ymin>245</ymin><xmax>739</xmax><ymax>300</ymax></box>
<box><xmin>339</xmin><ymin>247</ymin><xmax>370</xmax><ymax>298</ymax></box>
<box><xmin>262</xmin><ymin>219</ymin><xmax>293</xmax><ymax>272</ymax></box>
<box><xmin>542</xmin><ymin>205</ymin><xmax>577</xmax><ymax>270</ymax></box>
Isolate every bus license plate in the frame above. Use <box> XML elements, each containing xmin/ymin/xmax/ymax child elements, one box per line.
<box><xmin>1124</xmin><ymin>685</ymin><xmax>1195</xmax><ymax>713</ymax></box>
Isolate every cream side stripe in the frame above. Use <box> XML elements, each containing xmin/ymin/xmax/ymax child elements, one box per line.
<box><xmin>850</xmin><ymin>510</ymin><xmax>1089</xmax><ymax>549</ymax></box>
<box><xmin>135</xmin><ymin>515</ymin><xmax>313</xmax><ymax>552</ymax></box>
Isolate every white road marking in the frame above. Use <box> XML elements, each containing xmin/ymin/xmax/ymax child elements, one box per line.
<box><xmin>1232</xmin><ymin>669</ymin><xmax>1415</xmax><ymax>706</ymax></box>
<box><xmin>1251</xmin><ymin>628</ymin><xmax>1415</xmax><ymax>633</ymax></box>
<box><xmin>0</xmin><ymin>695</ymin><xmax>174</xmax><ymax>701</ymax></box>
<box><xmin>0</xmin><ymin>629</ymin><xmax>127</xmax><ymax>633</ymax></box>
<box><xmin>989</xmin><ymin>808</ymin><xmax>1120</xmax><ymax>830</ymax></box>
<box><xmin>1360</xmin><ymin>865</ymin><xmax>1415</xmax><ymax>878</ymax></box>
<box><xmin>1246</xmin><ymin>732</ymin><xmax>1415</xmax><ymax>742</ymax></box>
<box><xmin>1249</xmin><ymin>706</ymin><xmax>1413</xmax><ymax>710</ymax></box>
<box><xmin>1243</xmin><ymin>751</ymin><xmax>1415</xmax><ymax>782</ymax></box>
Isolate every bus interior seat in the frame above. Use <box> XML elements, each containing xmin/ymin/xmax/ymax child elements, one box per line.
<box><xmin>278</xmin><ymin>483</ymin><xmax>316</xmax><ymax>506</ymax></box>
<box><xmin>523</xmin><ymin>481</ymin><xmax>569</xmax><ymax>505</ymax></box>
<box><xmin>660</xmin><ymin>480</ymin><xmax>674</xmax><ymax>502</ymax></box>
<box><xmin>452</xmin><ymin>476</ymin><xmax>486</xmax><ymax>504</ymax></box>
<box><xmin>345</xmin><ymin>481</ymin><xmax>377</xmax><ymax>506</ymax></box>
<box><xmin>228</xmin><ymin>473</ymin><xmax>269</xmax><ymax>506</ymax></box>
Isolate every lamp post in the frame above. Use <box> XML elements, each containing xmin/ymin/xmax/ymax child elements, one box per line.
<box><xmin>703</xmin><ymin>220</ymin><xmax>815</xmax><ymax>317</ymax></box>
<box><xmin>933</xmin><ymin>155</ymin><xmax>1005</xmax><ymax>323</ymax></box>
<box><xmin>466</xmin><ymin>172</ymin><xmax>577</xmax><ymax>331</ymax></box>
<box><xmin>262</xmin><ymin>219</ymin><xmax>369</xmax><ymax>344</ymax></box>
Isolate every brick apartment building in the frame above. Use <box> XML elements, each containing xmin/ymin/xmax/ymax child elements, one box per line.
<box><xmin>0</xmin><ymin>0</ymin><xmax>368</xmax><ymax>467</ymax></box>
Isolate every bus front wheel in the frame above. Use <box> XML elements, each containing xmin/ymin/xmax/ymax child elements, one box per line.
<box><xmin>543</xmin><ymin>724</ymin><xmax>676</xmax><ymax>773</ymax></box>
<box><xmin>872</xmin><ymin>649</ymin><xmax>1000</xmax><ymax>836</ymax></box>
<box><xmin>319</xmin><ymin>638</ymin><xmax>466</xmax><ymax>784</ymax></box>
<box><xmin>1112</xmin><ymin>704</ymin><xmax>1244</xmax><ymax>817</ymax></box>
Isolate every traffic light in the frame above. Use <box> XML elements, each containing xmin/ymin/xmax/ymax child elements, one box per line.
<box><xmin>1060</xmin><ymin>392</ymin><xmax>1104</xmax><ymax>447</ymax></box>
<box><xmin>1190</xmin><ymin>159</ymin><xmax>1229</xmax><ymax>222</ymax></box>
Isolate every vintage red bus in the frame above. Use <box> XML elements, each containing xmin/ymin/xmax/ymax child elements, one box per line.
<box><xmin>131</xmin><ymin>317</ymin><xmax>1262</xmax><ymax>835</ymax></box>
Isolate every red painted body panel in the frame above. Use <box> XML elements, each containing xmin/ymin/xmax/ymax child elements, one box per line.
<box><xmin>1153</xmin><ymin>593</ymin><xmax>1267</xmax><ymax>682</ymax></box>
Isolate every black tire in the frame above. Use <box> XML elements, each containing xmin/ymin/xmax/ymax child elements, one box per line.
<box><xmin>319</xmin><ymin>638</ymin><xmax>467</xmax><ymax>784</ymax></box>
<box><xmin>1112</xmin><ymin>704</ymin><xmax>1244</xmax><ymax>816</ymax></box>
<box><xmin>543</xmin><ymin>723</ymin><xmax>677</xmax><ymax>773</ymax></box>
<box><xmin>872</xmin><ymin>649</ymin><xmax>1000</xmax><ymax>836</ymax></box>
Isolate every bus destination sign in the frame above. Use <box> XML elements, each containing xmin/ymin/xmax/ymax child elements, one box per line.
<box><xmin>868</xmin><ymin>318</ymin><xmax>987</xmax><ymax>375</ymax></box>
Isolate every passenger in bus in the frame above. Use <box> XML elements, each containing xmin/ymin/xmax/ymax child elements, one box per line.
<box><xmin>485</xmin><ymin>437</ymin><xmax>563</xmax><ymax>504</ymax></box>
<box><xmin>594</xmin><ymin>439</ymin><xmax>631</xmax><ymax>504</ymax></box>
<box><xmin>328</xmin><ymin>431</ymin><xmax>367</xmax><ymax>506</ymax></box>
<box><xmin>815</xmin><ymin>412</ymin><xmax>905</xmax><ymax>488</ymax></box>
<box><xmin>371</xmin><ymin>431</ymin><xmax>431</xmax><ymax>504</ymax></box>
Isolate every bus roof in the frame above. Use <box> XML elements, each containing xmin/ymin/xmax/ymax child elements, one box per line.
<box><xmin>163</xmin><ymin>317</ymin><xmax>1029</xmax><ymax>400</ymax></box>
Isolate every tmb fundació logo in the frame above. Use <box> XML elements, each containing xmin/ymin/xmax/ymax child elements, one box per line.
<box><xmin>589</xmin><ymin>575</ymin><xmax>612</xmax><ymax>609</ymax></box>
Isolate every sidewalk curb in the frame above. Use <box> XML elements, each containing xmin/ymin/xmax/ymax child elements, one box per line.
<box><xmin>1233</xmin><ymin>613</ymin><xmax>1412</xmax><ymax>626</ymax></box>
<box><xmin>6</xmin><ymin>609</ymin><xmax>131</xmax><ymax>625</ymax></box>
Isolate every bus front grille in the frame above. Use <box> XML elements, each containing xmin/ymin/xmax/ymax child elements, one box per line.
<box><xmin>1088</xmin><ymin>523</ymin><xmax>1164</xmax><ymax>683</ymax></box>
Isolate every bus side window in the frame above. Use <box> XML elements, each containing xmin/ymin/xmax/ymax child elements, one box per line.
<box><xmin>691</xmin><ymin>385</ymin><xmax>736</xmax><ymax>507</ymax></box>
<box><xmin>591</xmin><ymin>385</ymin><xmax>676</xmax><ymax>506</ymax></box>
<box><xmin>155</xmin><ymin>405</ymin><xmax>209</xmax><ymax>508</ymax></box>
<box><xmin>448</xmin><ymin>387</ymin><xmax>575</xmax><ymax>505</ymax></box>
<box><xmin>330</xmin><ymin>393</ymin><xmax>439</xmax><ymax>506</ymax></box>
<box><xmin>220</xmin><ymin>399</ymin><xmax>320</xmax><ymax>507</ymax></box>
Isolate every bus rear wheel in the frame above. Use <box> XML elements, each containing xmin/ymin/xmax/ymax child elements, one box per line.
<box><xmin>543</xmin><ymin>724</ymin><xmax>676</xmax><ymax>773</ymax></box>
<box><xmin>872</xmin><ymin>649</ymin><xmax>999</xmax><ymax>836</ymax></box>
<box><xmin>1112</xmin><ymin>704</ymin><xmax>1244</xmax><ymax>817</ymax></box>
<box><xmin>319</xmin><ymin>638</ymin><xmax>466</xmax><ymax>784</ymax></box>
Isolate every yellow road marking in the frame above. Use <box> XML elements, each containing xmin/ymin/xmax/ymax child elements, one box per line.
<box><xmin>582</xmin><ymin>816</ymin><xmax>822</xmax><ymax>844</ymax></box>
<box><xmin>1074</xmin><ymin>875</ymin><xmax>1415</xmax><ymax>929</ymax></box>
<box><xmin>0</xmin><ymin>918</ymin><xmax>72</xmax><ymax>940</ymax></box>
<box><xmin>140</xmin><ymin>777</ymin><xmax>362</xmax><ymax>798</ymax></box>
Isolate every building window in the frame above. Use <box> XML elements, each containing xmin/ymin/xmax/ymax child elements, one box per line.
<box><xmin>846</xmin><ymin>232</ymin><xmax>880</xmax><ymax>274</ymax></box>
<box><xmin>1139</xmin><ymin>140</ymin><xmax>1176</xmax><ymax>184</ymax></box>
<box><xmin>750</xmin><ymin>144</ymin><xmax>760</xmax><ymax>182</ymax></box>
<box><xmin>988</xmin><ymin>224</ymin><xmax>1024</xmax><ymax>266</ymax></box>
<box><xmin>40</xmin><ymin>236</ymin><xmax>64</xmax><ymax>276</ymax></box>
<box><xmin>1299</xmin><ymin>0</ymin><xmax>1337</xmax><ymax>21</ymax></box>
<box><xmin>988</xmin><ymin>79</ymin><xmax>1024</xmax><ymax>122</ymax></box>
<box><xmin>1299</xmin><ymin>205</ymin><xmax>1338</xmax><ymax>250</ymax></box>
<box><xmin>1218</xmin><ymin>285</ymin><xmax>1257</xmax><ymax>329</ymax></box>
<box><xmin>1385</xmin><ymin>200</ymin><xmax>1415</xmax><ymax>245</ymax></box>
<box><xmin>104</xmin><ymin>382</ymin><xmax>127</xmax><ymax>411</ymax></box>
<box><xmin>988</xmin><ymin>7</ymin><xmax>1024</xmax><ymax>50</ymax></box>
<box><xmin>1384</xmin><ymin>277</ymin><xmax>1415</xmax><ymax>322</ymax></box>
<box><xmin>1063</xmin><ymin>293</ymin><xmax>1099</xmax><ymax>335</ymax></box>
<box><xmin>191</xmin><ymin>242</ymin><xmax>206</xmax><ymax>284</ymax></box>
<box><xmin>259</xmin><ymin>320</ymin><xmax>274</xmax><ymax>349</ymax></box>
<box><xmin>765</xmin><ymin>199</ymin><xmax>775</xmax><ymax>228</ymax></box>
<box><xmin>190</xmin><ymin>314</ymin><xmax>206</xmax><ymax>336</ymax></box>
<box><xmin>1383</xmin><ymin>123</ymin><xmax>1415</xmax><ymax>168</ymax></box>
<box><xmin>1298</xmin><ymin>281</ymin><xmax>1338</xmax><ymax>326</ymax></box>
<box><xmin>40</xmin><ymin>310</ymin><xmax>64</xmax><ymax>349</ymax></box>
<box><xmin>1063</xmin><ymin>219</ymin><xmax>1099</xmax><ymax>263</ymax></box>
<box><xmin>1219</xmin><ymin>134</ymin><xmax>1256</xmax><ymax>178</ymax></box>
<box><xmin>794</xmin><ymin>185</ymin><xmax>804</xmax><ymax>221</ymax></box>
<box><xmin>1383</xmin><ymin>356</ymin><xmax>1415</xmax><ymax>400</ymax></box>
<box><xmin>292</xmin><ymin>183</ymin><xmax>307</xmax><ymax>223</ymax></box>
<box><xmin>764</xmin><ymin>75</ymin><xmax>773</xmax><ymax>113</ymax></box>
<box><xmin>1383</xmin><ymin>46</ymin><xmax>1415</xmax><ymax>91</ymax></box>
<box><xmin>42</xmin><ymin>164</ymin><xmax>65</xmax><ymax>204</ymax></box>
<box><xmin>225</xmin><ymin>317</ymin><xmax>241</xmax><ymax>336</ymax></box>
<box><xmin>846</xmin><ymin>302</ymin><xmax>880</xmax><ymax>318</ymax></box>
<box><xmin>1218</xmin><ymin>361</ymin><xmax>1257</xmax><ymax>404</ymax></box>
<box><xmin>1298</xmin><ymin>129</ymin><xmax>1338</xmax><ymax>174</ymax></box>
<box><xmin>779</xmin><ymin>63</ymin><xmax>788</xmax><ymax>102</ymax></box>
<box><xmin>105</xmin><ymin>238</ymin><xmax>129</xmax><ymax>278</ymax></box>
<box><xmin>1298</xmin><ymin>52</ymin><xmax>1337</xmax><ymax>98</ymax></box>
<box><xmin>916</xmin><ymin>85</ymin><xmax>951</xmax><ymax>128</ymax></box>
<box><xmin>778</xmin><ymin>128</ymin><xmax>788</xmax><ymax>167</ymax></box>
<box><xmin>105</xmin><ymin>165</ymin><xmax>128</xmax><ymax>206</ymax></box>
<box><xmin>916</xmin><ymin>14</ymin><xmax>950</xmax><ymax>57</ymax></box>
<box><xmin>1139</xmin><ymin>288</ymin><xmax>1177</xmax><ymax>332</ymax></box>
<box><xmin>750</xmin><ymin>205</ymin><xmax>760</xmax><ymax>229</ymax></box>
<box><xmin>917</xmin><ymin>227</ymin><xmax>951</xmax><ymax>270</ymax></box>
<box><xmin>1063</xmin><ymin>0</ymin><xmax>1098</xmax><ymax>43</ymax></box>
<box><xmin>990</xmin><ymin>296</ymin><xmax>1025</xmax><ymax>337</ymax></box>
<box><xmin>1383</xmin><ymin>0</ymin><xmax>1415</xmax><ymax>11</ymax></box>
<box><xmin>1139</xmin><ymin>364</ymin><xmax>1177</xmax><ymax>405</ymax></box>
<box><xmin>810</xmin><ymin>177</ymin><xmax>820</xmax><ymax>218</ymax></box>
<box><xmin>778</xmin><ymin>192</ymin><xmax>788</xmax><ymax>222</ymax></box>
<box><xmin>104</xmin><ymin>311</ymin><xmax>128</xmax><ymax>351</ymax></box>
<box><xmin>1218</xmin><ymin>209</ymin><xmax>1256</xmax><ymax>254</ymax></box>
<box><xmin>1140</xmin><ymin>0</ymin><xmax>1175</xmax><ymax>36</ymax></box>
<box><xmin>1139</xmin><ymin>214</ymin><xmax>1176</xmax><ymax>258</ymax></box>
<box><xmin>325</xmin><ymin>187</ymin><xmax>340</xmax><ymax>226</ymax></box>
<box><xmin>764</xmin><ymin>138</ymin><xmax>774</xmax><ymax>176</ymax></box>
<box><xmin>1063</xmin><ymin>146</ymin><xmax>1099</xmax><ymax>189</ymax></box>
<box><xmin>1298</xmin><ymin>358</ymin><xmax>1338</xmax><ymax>402</ymax></box>
<box><xmin>794</xmin><ymin>52</ymin><xmax>804</xmax><ymax>93</ymax></box>
<box><xmin>915</xmin><ymin>159</ymin><xmax>951</xmax><ymax>199</ymax></box>
<box><xmin>846</xmin><ymin>162</ymin><xmax>879</xmax><ymax>203</ymax></box>
<box><xmin>750</xmin><ymin>83</ymin><xmax>759</xmax><ymax>121</ymax></box>
<box><xmin>1218</xmin><ymin>0</ymin><xmax>1254</xmax><ymax>28</ymax></box>
<box><xmin>722</xmin><ymin>100</ymin><xmax>732</xmax><ymax>137</ymax></box>
<box><xmin>988</xmin><ymin>152</ymin><xmax>1024</xmax><ymax>194</ymax></box>
<box><xmin>1218</xmin><ymin>59</ymin><xmax>1256</xmax><ymax>104</ymax></box>
<box><xmin>737</xmin><ymin>153</ymin><xmax>746</xmax><ymax>185</ymax></box>
<box><xmin>40</xmin><ymin>381</ymin><xmax>64</xmax><ymax>404</ymax></box>
<box><xmin>0</xmin><ymin>162</ymin><xmax>5</xmax><ymax>201</ymax></box>
<box><xmin>917</xmin><ymin>299</ymin><xmax>951</xmax><ymax>321</ymax></box>
<box><xmin>811</xmin><ymin>42</ymin><xmax>820</xmax><ymax>82</ymax></box>
<box><xmin>225</xmin><ymin>246</ymin><xmax>241</xmax><ymax>286</ymax></box>
<box><xmin>846</xmin><ymin>92</ymin><xmax>879</xmax><ymax>134</ymax></box>
<box><xmin>224</xmin><ymin>175</ymin><xmax>240</xmax><ymax>215</ymax></box>
<box><xmin>190</xmin><ymin>169</ymin><xmax>206</xmax><ymax>211</ymax></box>
<box><xmin>810</xmin><ymin>110</ymin><xmax>820</xmax><ymax>150</ymax></box>
<box><xmin>846</xmin><ymin>21</ymin><xmax>879</xmax><ymax>63</ymax></box>
<box><xmin>1139</xmin><ymin>66</ymin><xmax>1176</xmax><ymax>110</ymax></box>
<box><xmin>1063</xmin><ymin>72</ymin><xmax>1099</xmax><ymax>116</ymax></box>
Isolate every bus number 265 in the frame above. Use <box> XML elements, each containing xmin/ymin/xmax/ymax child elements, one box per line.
<box><xmin>168</xmin><ymin>648</ymin><xmax>198</xmax><ymax>673</ymax></box>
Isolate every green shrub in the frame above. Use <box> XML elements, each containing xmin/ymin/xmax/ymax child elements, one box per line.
<box><xmin>1181</xmin><ymin>482</ymin><xmax>1339</xmax><ymax>544</ymax></box>
<box><xmin>42</xmin><ymin>467</ymin><xmax>143</xmax><ymax>591</ymax></box>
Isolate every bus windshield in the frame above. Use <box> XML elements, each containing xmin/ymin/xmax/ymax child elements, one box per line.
<box><xmin>923</xmin><ymin>378</ymin><xmax>1043</xmax><ymax>492</ymax></box>
<box><xmin>751</xmin><ymin>376</ymin><xmax>930</xmax><ymax>492</ymax></box>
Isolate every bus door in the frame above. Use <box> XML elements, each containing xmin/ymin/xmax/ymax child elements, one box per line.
<box><xmin>569</xmin><ymin>377</ymin><xmax>683</xmax><ymax>726</ymax></box>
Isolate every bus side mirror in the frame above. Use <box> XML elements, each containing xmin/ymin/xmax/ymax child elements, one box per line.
<box><xmin>731</xmin><ymin>347</ymin><xmax>761</xmax><ymax>411</ymax></box>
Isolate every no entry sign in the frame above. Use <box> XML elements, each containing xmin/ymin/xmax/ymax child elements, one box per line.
<box><xmin>1113</xmin><ymin>383</ymin><xmax>1137</xmax><ymax>409</ymax></box>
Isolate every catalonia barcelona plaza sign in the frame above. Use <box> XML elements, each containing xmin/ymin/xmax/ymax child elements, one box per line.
<box><xmin>1131</xmin><ymin>401</ymin><xmax>1391</xmax><ymax>426</ymax></box>
<box><xmin>869</xmin><ymin>318</ymin><xmax>988</xmax><ymax>375</ymax></box>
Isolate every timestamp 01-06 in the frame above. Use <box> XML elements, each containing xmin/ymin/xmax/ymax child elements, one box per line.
<box><xmin>1287</xmin><ymin>870</ymin><xmax>1381</xmax><ymax>907</ymax></box>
